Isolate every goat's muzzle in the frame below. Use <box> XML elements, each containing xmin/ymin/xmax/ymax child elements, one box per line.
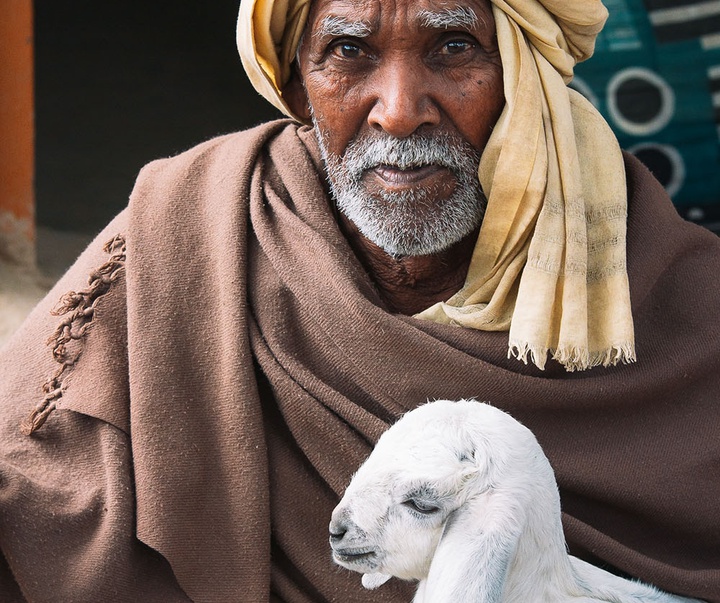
<box><xmin>328</xmin><ymin>516</ymin><xmax>382</xmax><ymax>572</ymax></box>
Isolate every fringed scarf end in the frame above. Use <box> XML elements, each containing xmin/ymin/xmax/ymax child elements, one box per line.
<box><xmin>508</xmin><ymin>341</ymin><xmax>550</xmax><ymax>371</ymax></box>
<box><xmin>509</xmin><ymin>340</ymin><xmax>636</xmax><ymax>372</ymax></box>
<box><xmin>589</xmin><ymin>343</ymin><xmax>637</xmax><ymax>370</ymax></box>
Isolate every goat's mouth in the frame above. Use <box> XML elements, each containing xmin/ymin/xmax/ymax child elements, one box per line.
<box><xmin>332</xmin><ymin>547</ymin><xmax>380</xmax><ymax>570</ymax></box>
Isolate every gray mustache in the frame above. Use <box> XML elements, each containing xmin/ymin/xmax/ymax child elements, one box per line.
<box><xmin>343</xmin><ymin>133</ymin><xmax>480</xmax><ymax>174</ymax></box>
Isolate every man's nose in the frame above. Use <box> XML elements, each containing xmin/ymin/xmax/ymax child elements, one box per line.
<box><xmin>367</xmin><ymin>62</ymin><xmax>441</xmax><ymax>138</ymax></box>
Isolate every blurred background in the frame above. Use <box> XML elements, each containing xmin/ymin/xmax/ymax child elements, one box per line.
<box><xmin>1</xmin><ymin>0</ymin><xmax>280</xmax><ymax>342</ymax></box>
<box><xmin>2</xmin><ymin>0</ymin><xmax>720</xmax><ymax>343</ymax></box>
<box><xmin>573</xmin><ymin>0</ymin><xmax>720</xmax><ymax>227</ymax></box>
<box><xmin>33</xmin><ymin>0</ymin><xmax>279</xmax><ymax>235</ymax></box>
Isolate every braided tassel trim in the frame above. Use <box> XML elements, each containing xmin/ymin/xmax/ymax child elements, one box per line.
<box><xmin>21</xmin><ymin>235</ymin><xmax>127</xmax><ymax>436</ymax></box>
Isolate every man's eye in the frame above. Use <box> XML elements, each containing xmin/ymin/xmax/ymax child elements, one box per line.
<box><xmin>403</xmin><ymin>498</ymin><xmax>440</xmax><ymax>515</ymax></box>
<box><xmin>331</xmin><ymin>42</ymin><xmax>364</xmax><ymax>59</ymax></box>
<box><xmin>440</xmin><ymin>39</ymin><xmax>475</xmax><ymax>55</ymax></box>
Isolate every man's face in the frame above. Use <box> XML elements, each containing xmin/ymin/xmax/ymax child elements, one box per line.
<box><xmin>289</xmin><ymin>0</ymin><xmax>505</xmax><ymax>256</ymax></box>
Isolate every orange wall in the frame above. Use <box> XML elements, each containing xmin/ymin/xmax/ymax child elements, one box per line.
<box><xmin>0</xmin><ymin>0</ymin><xmax>35</xmax><ymax>251</ymax></box>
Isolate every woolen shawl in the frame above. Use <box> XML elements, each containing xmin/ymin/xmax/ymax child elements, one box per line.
<box><xmin>1</xmin><ymin>122</ymin><xmax>719</xmax><ymax>602</ymax></box>
<box><xmin>237</xmin><ymin>0</ymin><xmax>635</xmax><ymax>372</ymax></box>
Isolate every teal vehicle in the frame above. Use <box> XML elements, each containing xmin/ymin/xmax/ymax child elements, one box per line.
<box><xmin>573</xmin><ymin>0</ymin><xmax>720</xmax><ymax>232</ymax></box>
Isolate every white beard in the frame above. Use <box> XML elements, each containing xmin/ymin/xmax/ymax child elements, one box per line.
<box><xmin>314</xmin><ymin>123</ymin><xmax>486</xmax><ymax>257</ymax></box>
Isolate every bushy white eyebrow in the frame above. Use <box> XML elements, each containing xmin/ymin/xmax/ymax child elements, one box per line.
<box><xmin>418</xmin><ymin>6</ymin><xmax>479</xmax><ymax>29</ymax></box>
<box><xmin>316</xmin><ymin>15</ymin><xmax>373</xmax><ymax>38</ymax></box>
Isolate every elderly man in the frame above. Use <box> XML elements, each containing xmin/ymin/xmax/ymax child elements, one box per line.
<box><xmin>1</xmin><ymin>0</ymin><xmax>719</xmax><ymax>601</ymax></box>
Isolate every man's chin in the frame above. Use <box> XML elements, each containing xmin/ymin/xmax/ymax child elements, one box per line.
<box><xmin>336</xmin><ymin>190</ymin><xmax>483</xmax><ymax>257</ymax></box>
<box><xmin>352</xmin><ymin>220</ymin><xmax>472</xmax><ymax>258</ymax></box>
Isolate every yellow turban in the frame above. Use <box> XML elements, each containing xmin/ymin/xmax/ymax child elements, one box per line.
<box><xmin>236</xmin><ymin>0</ymin><xmax>635</xmax><ymax>372</ymax></box>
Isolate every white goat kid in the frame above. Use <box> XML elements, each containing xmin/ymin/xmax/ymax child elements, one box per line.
<box><xmin>329</xmin><ymin>400</ymin><xmax>702</xmax><ymax>603</ymax></box>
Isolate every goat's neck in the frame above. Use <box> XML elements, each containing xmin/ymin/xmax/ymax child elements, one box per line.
<box><xmin>500</xmin><ymin>481</ymin><xmax>577</xmax><ymax>603</ymax></box>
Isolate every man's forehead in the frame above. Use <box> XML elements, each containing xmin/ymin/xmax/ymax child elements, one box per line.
<box><xmin>308</xmin><ymin>0</ymin><xmax>493</xmax><ymax>35</ymax></box>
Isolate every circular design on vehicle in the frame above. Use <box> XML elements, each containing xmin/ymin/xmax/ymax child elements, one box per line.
<box><xmin>628</xmin><ymin>142</ymin><xmax>685</xmax><ymax>198</ymax></box>
<box><xmin>607</xmin><ymin>68</ymin><xmax>675</xmax><ymax>136</ymax></box>
<box><xmin>686</xmin><ymin>206</ymin><xmax>705</xmax><ymax>222</ymax></box>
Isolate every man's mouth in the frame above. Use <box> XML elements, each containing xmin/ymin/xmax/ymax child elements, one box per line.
<box><xmin>367</xmin><ymin>164</ymin><xmax>456</xmax><ymax>194</ymax></box>
<box><xmin>374</xmin><ymin>163</ymin><xmax>442</xmax><ymax>181</ymax></box>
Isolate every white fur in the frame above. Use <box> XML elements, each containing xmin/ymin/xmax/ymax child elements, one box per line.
<box><xmin>329</xmin><ymin>400</ymin><xmax>704</xmax><ymax>603</ymax></box>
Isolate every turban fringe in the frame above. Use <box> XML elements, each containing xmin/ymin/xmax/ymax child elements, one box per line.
<box><xmin>236</xmin><ymin>0</ymin><xmax>636</xmax><ymax>372</ymax></box>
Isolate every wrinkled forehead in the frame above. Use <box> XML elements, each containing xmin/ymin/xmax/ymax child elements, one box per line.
<box><xmin>304</xmin><ymin>0</ymin><xmax>496</xmax><ymax>38</ymax></box>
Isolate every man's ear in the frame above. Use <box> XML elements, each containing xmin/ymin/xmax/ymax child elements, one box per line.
<box><xmin>283</xmin><ymin>67</ymin><xmax>312</xmax><ymax>122</ymax></box>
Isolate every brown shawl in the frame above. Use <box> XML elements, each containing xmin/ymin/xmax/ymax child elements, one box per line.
<box><xmin>1</xmin><ymin>121</ymin><xmax>719</xmax><ymax>602</ymax></box>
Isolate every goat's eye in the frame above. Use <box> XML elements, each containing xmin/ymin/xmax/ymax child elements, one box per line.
<box><xmin>403</xmin><ymin>498</ymin><xmax>440</xmax><ymax>515</ymax></box>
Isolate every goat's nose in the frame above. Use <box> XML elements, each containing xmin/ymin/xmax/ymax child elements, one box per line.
<box><xmin>328</xmin><ymin>518</ymin><xmax>348</xmax><ymax>545</ymax></box>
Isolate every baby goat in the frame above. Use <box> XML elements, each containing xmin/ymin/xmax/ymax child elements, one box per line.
<box><xmin>329</xmin><ymin>400</ymin><xmax>702</xmax><ymax>603</ymax></box>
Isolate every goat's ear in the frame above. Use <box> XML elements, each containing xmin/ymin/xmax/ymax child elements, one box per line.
<box><xmin>419</xmin><ymin>491</ymin><xmax>522</xmax><ymax>603</ymax></box>
<box><xmin>457</xmin><ymin>448</ymin><xmax>491</xmax><ymax>493</ymax></box>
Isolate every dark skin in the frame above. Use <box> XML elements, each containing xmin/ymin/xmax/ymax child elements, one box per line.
<box><xmin>285</xmin><ymin>0</ymin><xmax>505</xmax><ymax>315</ymax></box>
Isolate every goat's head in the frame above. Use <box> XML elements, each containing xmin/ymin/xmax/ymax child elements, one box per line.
<box><xmin>329</xmin><ymin>400</ymin><xmax>558</xmax><ymax>597</ymax></box>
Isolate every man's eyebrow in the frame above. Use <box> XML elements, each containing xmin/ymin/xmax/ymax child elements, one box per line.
<box><xmin>418</xmin><ymin>6</ymin><xmax>479</xmax><ymax>29</ymax></box>
<box><xmin>315</xmin><ymin>15</ymin><xmax>373</xmax><ymax>38</ymax></box>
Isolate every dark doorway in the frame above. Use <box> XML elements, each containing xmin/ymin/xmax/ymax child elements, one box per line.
<box><xmin>34</xmin><ymin>1</ymin><xmax>280</xmax><ymax>234</ymax></box>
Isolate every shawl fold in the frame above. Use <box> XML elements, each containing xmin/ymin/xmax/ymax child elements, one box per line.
<box><xmin>1</xmin><ymin>122</ymin><xmax>720</xmax><ymax>602</ymax></box>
